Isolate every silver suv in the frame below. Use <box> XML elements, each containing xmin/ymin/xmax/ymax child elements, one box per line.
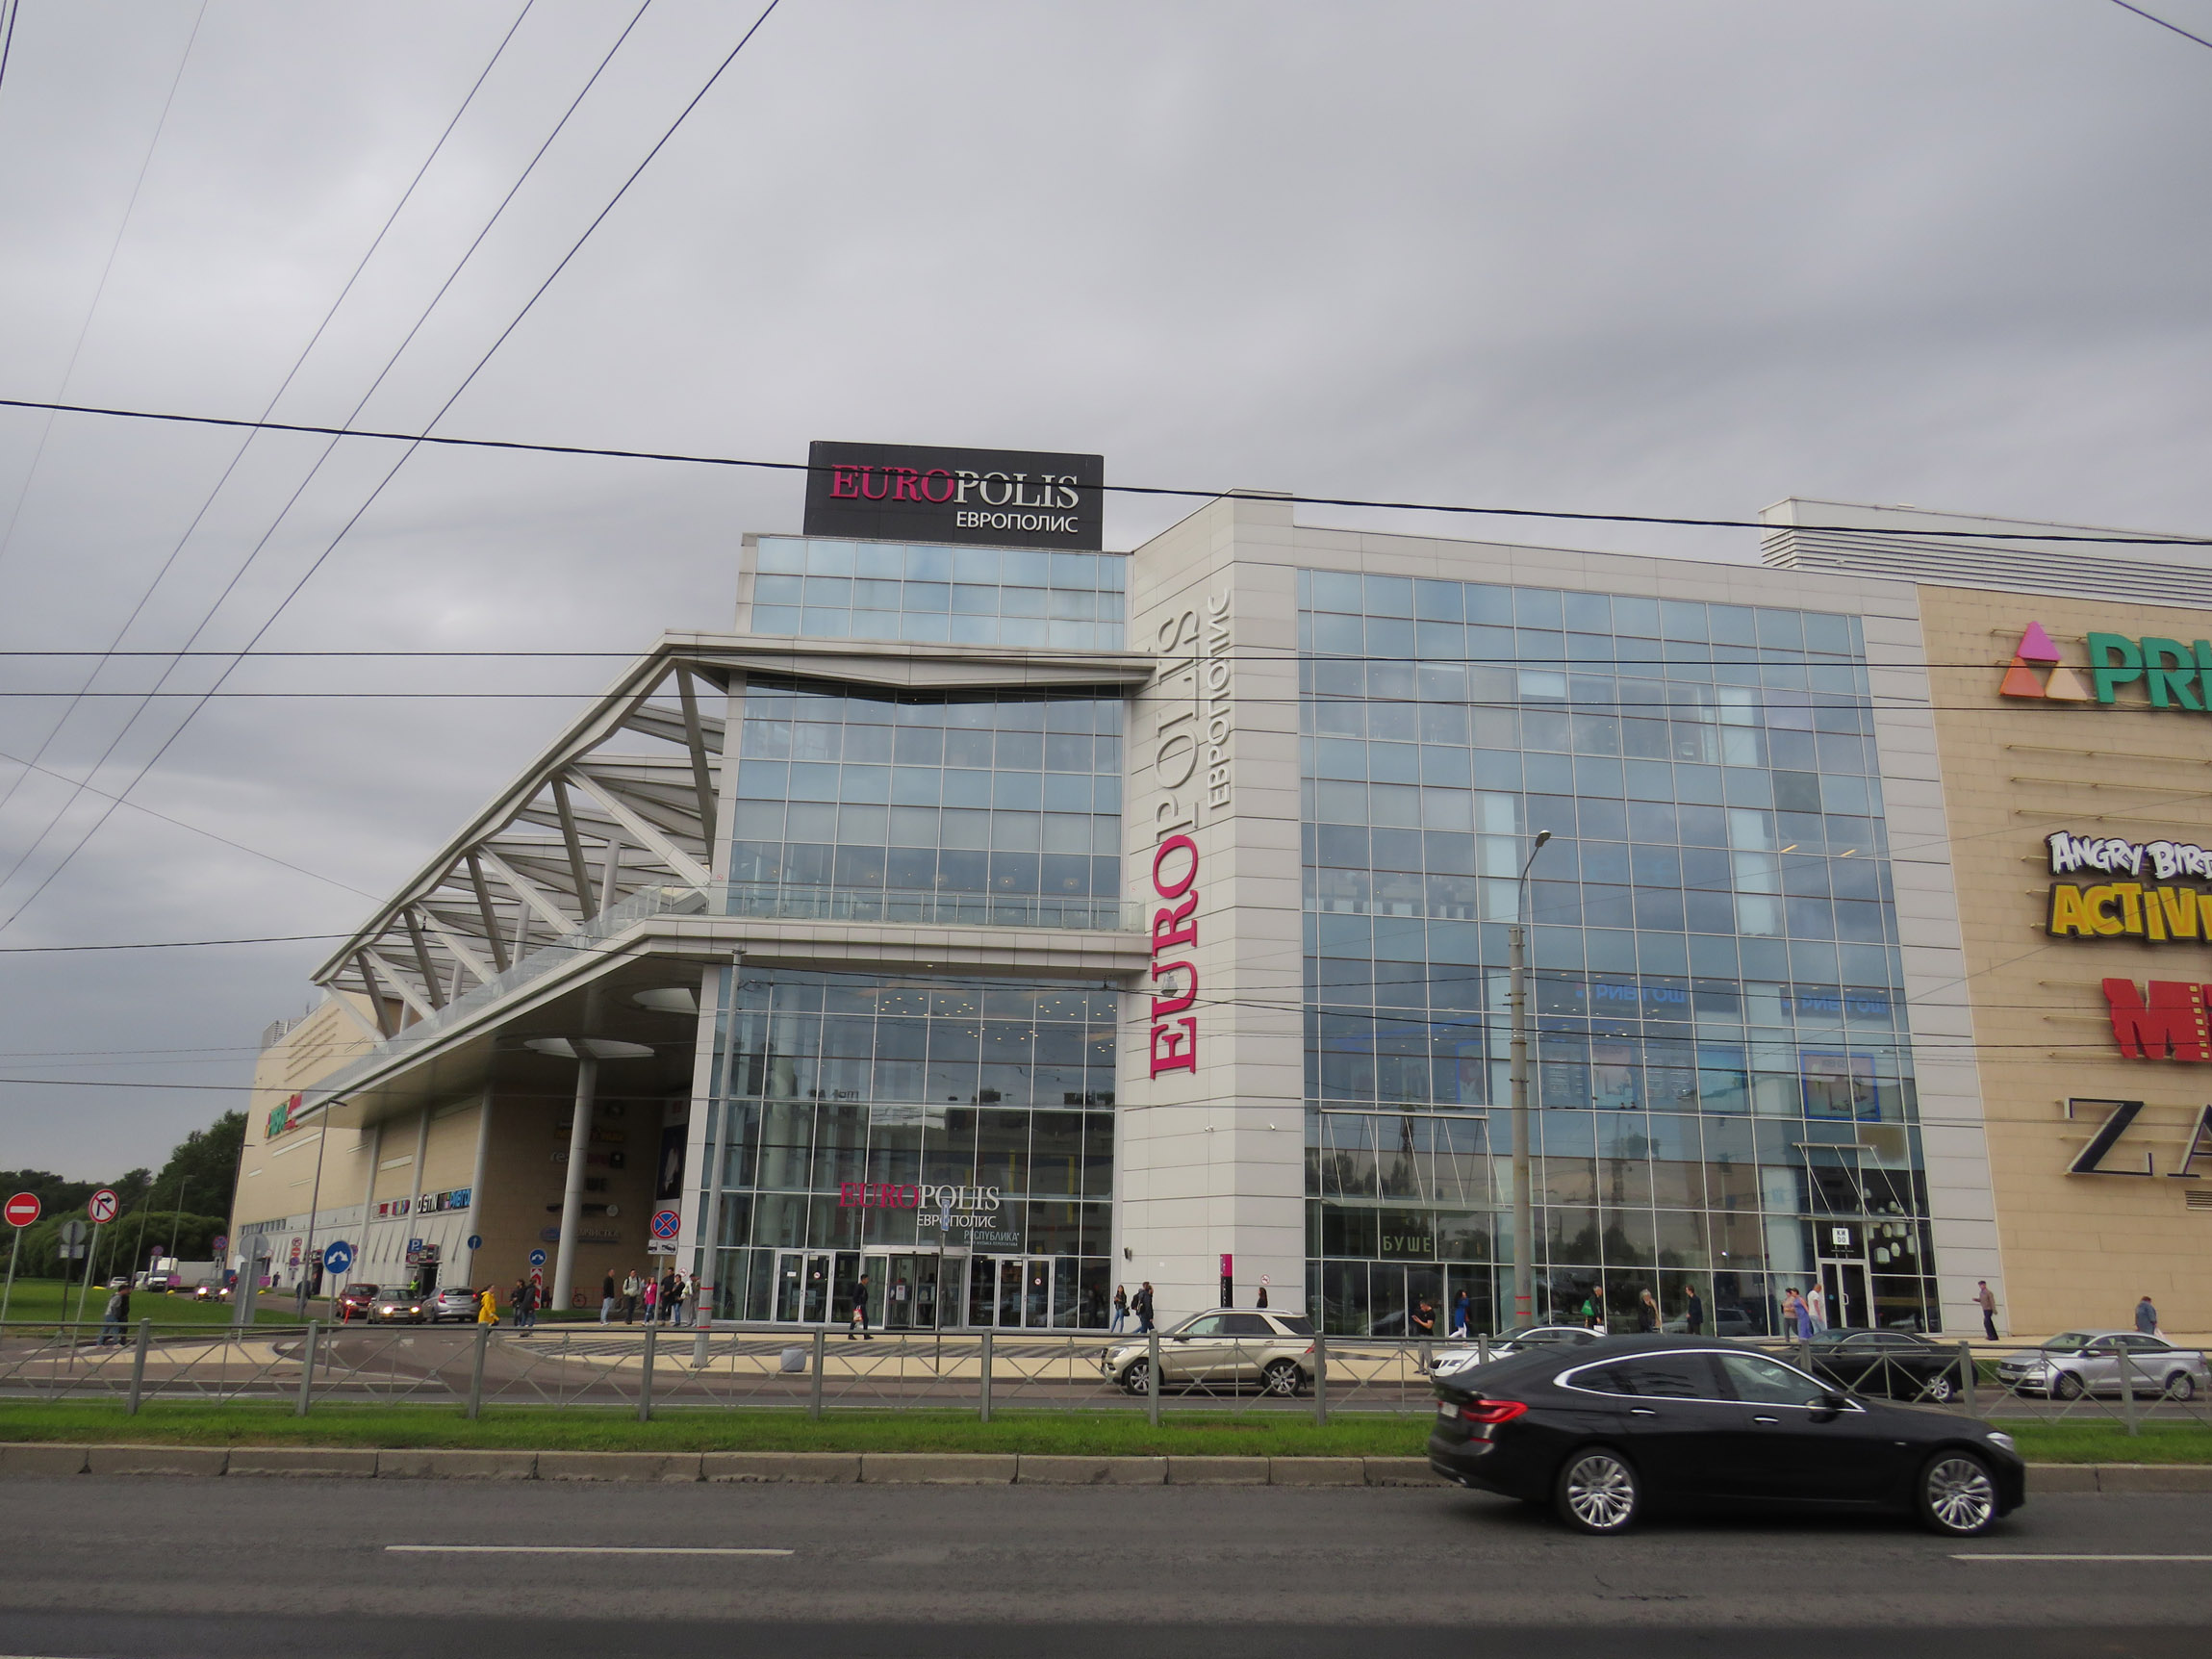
<box><xmin>1995</xmin><ymin>1331</ymin><xmax>2206</xmax><ymax>1401</ymax></box>
<box><xmin>1102</xmin><ymin>1310</ymin><xmax>1316</xmax><ymax>1396</ymax></box>
<box><xmin>422</xmin><ymin>1288</ymin><xmax>479</xmax><ymax>1323</ymax></box>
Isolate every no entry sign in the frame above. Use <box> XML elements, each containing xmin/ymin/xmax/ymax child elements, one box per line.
<box><xmin>88</xmin><ymin>1188</ymin><xmax>118</xmax><ymax>1224</ymax></box>
<box><xmin>4</xmin><ymin>1192</ymin><xmax>38</xmax><ymax>1228</ymax></box>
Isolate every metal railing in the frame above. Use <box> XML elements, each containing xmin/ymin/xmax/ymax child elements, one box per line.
<box><xmin>718</xmin><ymin>881</ymin><xmax>1142</xmax><ymax>932</ymax></box>
<box><xmin>5</xmin><ymin>1322</ymin><xmax>2201</xmax><ymax>1432</ymax></box>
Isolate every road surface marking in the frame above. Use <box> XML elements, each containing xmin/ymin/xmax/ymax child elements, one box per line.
<box><xmin>387</xmin><ymin>1544</ymin><xmax>793</xmax><ymax>1557</ymax></box>
<box><xmin>1953</xmin><ymin>1554</ymin><xmax>2212</xmax><ymax>1563</ymax></box>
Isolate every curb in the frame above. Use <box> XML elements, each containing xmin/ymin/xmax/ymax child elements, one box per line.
<box><xmin>1</xmin><ymin>1445</ymin><xmax>2202</xmax><ymax>1492</ymax></box>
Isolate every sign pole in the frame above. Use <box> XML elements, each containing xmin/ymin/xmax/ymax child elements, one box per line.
<box><xmin>1</xmin><ymin>1226</ymin><xmax>19</xmax><ymax>1325</ymax></box>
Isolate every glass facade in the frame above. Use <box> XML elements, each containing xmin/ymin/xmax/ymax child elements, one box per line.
<box><xmin>1298</xmin><ymin>572</ymin><xmax>1937</xmax><ymax>1338</ymax></box>
<box><xmin>750</xmin><ymin>536</ymin><xmax>1128</xmax><ymax>650</ymax></box>
<box><xmin>703</xmin><ymin>968</ymin><xmax>1119</xmax><ymax>1328</ymax></box>
<box><xmin>727</xmin><ymin>677</ymin><xmax>1125</xmax><ymax>917</ymax></box>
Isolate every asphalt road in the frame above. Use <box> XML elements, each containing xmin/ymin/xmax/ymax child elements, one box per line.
<box><xmin>2</xmin><ymin>1479</ymin><xmax>2208</xmax><ymax>1658</ymax></box>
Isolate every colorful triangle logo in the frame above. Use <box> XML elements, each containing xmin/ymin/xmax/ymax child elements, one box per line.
<box><xmin>1999</xmin><ymin>623</ymin><xmax>2079</xmax><ymax>699</ymax></box>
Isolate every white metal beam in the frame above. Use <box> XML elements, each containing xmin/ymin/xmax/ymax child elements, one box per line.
<box><xmin>476</xmin><ymin>848</ymin><xmax>581</xmax><ymax>935</ymax></box>
<box><xmin>566</xmin><ymin>770</ymin><xmax>712</xmax><ymax>887</ymax></box>
<box><xmin>361</xmin><ymin>947</ymin><xmax>439</xmax><ymax>1022</ymax></box>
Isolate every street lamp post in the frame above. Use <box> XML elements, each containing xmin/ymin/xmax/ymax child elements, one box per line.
<box><xmin>1508</xmin><ymin>829</ymin><xmax>1552</xmax><ymax>1329</ymax></box>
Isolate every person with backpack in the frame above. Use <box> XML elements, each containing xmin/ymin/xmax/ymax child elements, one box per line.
<box><xmin>622</xmin><ymin>1269</ymin><xmax>642</xmax><ymax>1324</ymax></box>
<box><xmin>1133</xmin><ymin>1282</ymin><xmax>1155</xmax><ymax>1333</ymax></box>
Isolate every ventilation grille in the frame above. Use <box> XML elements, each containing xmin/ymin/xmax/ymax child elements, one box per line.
<box><xmin>1763</xmin><ymin>529</ymin><xmax>2212</xmax><ymax>611</ymax></box>
<box><xmin>2187</xmin><ymin>1188</ymin><xmax>2212</xmax><ymax>1211</ymax></box>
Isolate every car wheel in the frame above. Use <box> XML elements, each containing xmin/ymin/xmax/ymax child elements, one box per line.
<box><xmin>1554</xmin><ymin>1447</ymin><xmax>1640</xmax><ymax>1535</ymax></box>
<box><xmin>1261</xmin><ymin>1359</ymin><xmax>1305</xmax><ymax>1397</ymax></box>
<box><xmin>1118</xmin><ymin>1359</ymin><xmax>1151</xmax><ymax>1396</ymax></box>
<box><xmin>1925</xmin><ymin>1373</ymin><xmax>1955</xmax><ymax>1404</ymax></box>
<box><xmin>2164</xmin><ymin>1371</ymin><xmax>2195</xmax><ymax>1402</ymax></box>
<box><xmin>2052</xmin><ymin>1371</ymin><xmax>2085</xmax><ymax>1400</ymax></box>
<box><xmin>1919</xmin><ymin>1451</ymin><xmax>1999</xmax><ymax>1537</ymax></box>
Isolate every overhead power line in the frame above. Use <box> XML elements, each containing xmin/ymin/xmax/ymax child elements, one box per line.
<box><xmin>0</xmin><ymin>1</ymin><xmax>537</xmax><ymax>831</ymax></box>
<box><xmin>2</xmin><ymin>396</ymin><xmax>2208</xmax><ymax>549</ymax></box>
<box><xmin>2108</xmin><ymin>0</ymin><xmax>2212</xmax><ymax>51</ymax></box>
<box><xmin>0</xmin><ymin>0</ymin><xmax>786</xmax><ymax>941</ymax></box>
<box><xmin>0</xmin><ymin>932</ymin><xmax>347</xmax><ymax>954</ymax></box>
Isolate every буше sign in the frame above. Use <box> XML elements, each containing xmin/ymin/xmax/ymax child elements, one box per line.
<box><xmin>801</xmin><ymin>441</ymin><xmax>1104</xmax><ymax>550</ymax></box>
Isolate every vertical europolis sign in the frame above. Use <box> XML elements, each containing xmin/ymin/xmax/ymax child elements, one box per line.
<box><xmin>802</xmin><ymin>440</ymin><xmax>1105</xmax><ymax>550</ymax></box>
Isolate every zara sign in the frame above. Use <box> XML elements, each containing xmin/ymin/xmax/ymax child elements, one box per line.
<box><xmin>801</xmin><ymin>440</ymin><xmax>1105</xmax><ymax>550</ymax></box>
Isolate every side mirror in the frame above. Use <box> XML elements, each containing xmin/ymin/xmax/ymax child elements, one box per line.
<box><xmin>1811</xmin><ymin>1391</ymin><xmax>1848</xmax><ymax>1418</ymax></box>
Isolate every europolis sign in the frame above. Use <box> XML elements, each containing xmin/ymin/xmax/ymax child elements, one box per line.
<box><xmin>2001</xmin><ymin>621</ymin><xmax>2212</xmax><ymax>710</ymax></box>
<box><xmin>801</xmin><ymin>440</ymin><xmax>1105</xmax><ymax>550</ymax></box>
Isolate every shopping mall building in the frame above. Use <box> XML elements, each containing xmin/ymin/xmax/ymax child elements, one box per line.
<box><xmin>226</xmin><ymin>444</ymin><xmax>2212</xmax><ymax>1340</ymax></box>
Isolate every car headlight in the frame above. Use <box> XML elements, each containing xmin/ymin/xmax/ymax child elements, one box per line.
<box><xmin>1986</xmin><ymin>1432</ymin><xmax>2017</xmax><ymax>1454</ymax></box>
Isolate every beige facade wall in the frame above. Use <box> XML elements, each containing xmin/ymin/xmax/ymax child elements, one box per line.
<box><xmin>1921</xmin><ymin>583</ymin><xmax>2212</xmax><ymax>1335</ymax></box>
<box><xmin>228</xmin><ymin>995</ymin><xmax>379</xmax><ymax>1282</ymax></box>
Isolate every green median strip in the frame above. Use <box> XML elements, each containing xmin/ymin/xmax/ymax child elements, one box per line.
<box><xmin>0</xmin><ymin>1402</ymin><xmax>2206</xmax><ymax>1463</ymax></box>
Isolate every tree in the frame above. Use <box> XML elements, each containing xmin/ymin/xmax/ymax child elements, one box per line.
<box><xmin>144</xmin><ymin>1110</ymin><xmax>244</xmax><ymax>1220</ymax></box>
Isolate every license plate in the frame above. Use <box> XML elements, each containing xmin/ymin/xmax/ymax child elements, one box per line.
<box><xmin>1436</xmin><ymin>1400</ymin><xmax>1459</xmax><ymax>1418</ymax></box>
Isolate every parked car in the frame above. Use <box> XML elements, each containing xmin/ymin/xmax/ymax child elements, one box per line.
<box><xmin>336</xmin><ymin>1284</ymin><xmax>379</xmax><ymax>1321</ymax></box>
<box><xmin>1101</xmin><ymin>1310</ymin><xmax>1316</xmax><ymax>1395</ymax></box>
<box><xmin>369</xmin><ymin>1289</ymin><xmax>425</xmax><ymax>1324</ymax></box>
<box><xmin>1428</xmin><ymin>1335</ymin><xmax>2025</xmax><ymax>1536</ymax></box>
<box><xmin>1663</xmin><ymin>1305</ymin><xmax>1758</xmax><ymax>1338</ymax></box>
<box><xmin>1434</xmin><ymin>1325</ymin><xmax>1603</xmax><ymax>1378</ymax></box>
<box><xmin>1798</xmin><ymin>1328</ymin><xmax>1971</xmax><ymax>1403</ymax></box>
<box><xmin>1994</xmin><ymin>1331</ymin><xmax>2207</xmax><ymax>1401</ymax></box>
<box><xmin>422</xmin><ymin>1288</ymin><xmax>479</xmax><ymax>1323</ymax></box>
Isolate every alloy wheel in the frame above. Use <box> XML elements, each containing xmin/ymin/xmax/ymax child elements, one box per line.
<box><xmin>2165</xmin><ymin>1372</ymin><xmax>2195</xmax><ymax>1401</ymax></box>
<box><xmin>1559</xmin><ymin>1451</ymin><xmax>1638</xmax><ymax>1533</ymax></box>
<box><xmin>1120</xmin><ymin>1359</ymin><xmax>1151</xmax><ymax>1396</ymax></box>
<box><xmin>1262</xmin><ymin>1359</ymin><xmax>1303</xmax><ymax>1396</ymax></box>
<box><xmin>1922</xmin><ymin>1455</ymin><xmax>1997</xmax><ymax>1536</ymax></box>
<box><xmin>2053</xmin><ymin>1371</ymin><xmax>2084</xmax><ymax>1400</ymax></box>
<box><xmin>1925</xmin><ymin>1374</ymin><xmax>1954</xmax><ymax>1403</ymax></box>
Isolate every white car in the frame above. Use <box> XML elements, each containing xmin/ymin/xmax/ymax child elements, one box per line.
<box><xmin>1101</xmin><ymin>1310</ymin><xmax>1317</xmax><ymax>1395</ymax></box>
<box><xmin>1432</xmin><ymin>1323</ymin><xmax>1603</xmax><ymax>1378</ymax></box>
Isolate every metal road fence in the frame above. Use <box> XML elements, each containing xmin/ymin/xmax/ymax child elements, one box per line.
<box><xmin>0</xmin><ymin>1323</ymin><xmax>2202</xmax><ymax>1430</ymax></box>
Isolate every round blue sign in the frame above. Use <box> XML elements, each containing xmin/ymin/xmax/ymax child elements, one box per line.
<box><xmin>321</xmin><ymin>1240</ymin><xmax>354</xmax><ymax>1274</ymax></box>
<box><xmin>528</xmin><ymin>1248</ymin><xmax>547</xmax><ymax>1267</ymax></box>
<box><xmin>466</xmin><ymin>1234</ymin><xmax>482</xmax><ymax>1251</ymax></box>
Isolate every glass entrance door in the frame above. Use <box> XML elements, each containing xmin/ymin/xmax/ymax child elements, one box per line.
<box><xmin>867</xmin><ymin>1251</ymin><xmax>945</xmax><ymax>1331</ymax></box>
<box><xmin>1818</xmin><ymin>1258</ymin><xmax>1871</xmax><ymax>1331</ymax></box>
<box><xmin>966</xmin><ymin>1256</ymin><xmax>1065</xmax><ymax>1328</ymax></box>
<box><xmin>775</xmin><ymin>1251</ymin><xmax>831</xmax><ymax>1322</ymax></box>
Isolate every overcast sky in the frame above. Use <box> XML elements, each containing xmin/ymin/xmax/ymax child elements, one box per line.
<box><xmin>1</xmin><ymin>0</ymin><xmax>2208</xmax><ymax>1181</ymax></box>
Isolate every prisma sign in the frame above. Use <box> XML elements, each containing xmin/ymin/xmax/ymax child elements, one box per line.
<box><xmin>801</xmin><ymin>440</ymin><xmax>1105</xmax><ymax>549</ymax></box>
<box><xmin>2000</xmin><ymin>621</ymin><xmax>2212</xmax><ymax>710</ymax></box>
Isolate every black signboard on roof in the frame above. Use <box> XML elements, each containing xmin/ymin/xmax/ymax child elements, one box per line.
<box><xmin>801</xmin><ymin>440</ymin><xmax>1105</xmax><ymax>550</ymax></box>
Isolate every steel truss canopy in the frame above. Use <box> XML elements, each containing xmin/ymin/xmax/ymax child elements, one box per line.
<box><xmin>311</xmin><ymin>631</ymin><xmax>1153</xmax><ymax>1037</ymax></box>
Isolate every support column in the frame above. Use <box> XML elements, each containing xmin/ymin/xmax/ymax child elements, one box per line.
<box><xmin>549</xmin><ymin>1057</ymin><xmax>598</xmax><ymax>1315</ymax></box>
<box><xmin>357</xmin><ymin>1120</ymin><xmax>382</xmax><ymax>1278</ymax></box>
<box><xmin>462</xmin><ymin>1092</ymin><xmax>493</xmax><ymax>1289</ymax></box>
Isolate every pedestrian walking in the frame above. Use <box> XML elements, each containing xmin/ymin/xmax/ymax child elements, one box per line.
<box><xmin>1134</xmin><ymin>1281</ymin><xmax>1155</xmax><ymax>1334</ymax></box>
<box><xmin>477</xmin><ymin>1286</ymin><xmax>498</xmax><ymax>1325</ymax></box>
<box><xmin>660</xmin><ymin>1269</ymin><xmax>680</xmax><ymax>1324</ymax></box>
<box><xmin>623</xmin><ymin>1269</ymin><xmax>641</xmax><ymax>1324</ymax></box>
<box><xmin>98</xmin><ymin>1284</ymin><xmax>130</xmax><ymax>1345</ymax></box>
<box><xmin>1411</xmin><ymin>1298</ymin><xmax>1437</xmax><ymax>1372</ymax></box>
<box><xmin>1975</xmin><ymin>1280</ymin><xmax>1998</xmax><ymax>1340</ymax></box>
<box><xmin>642</xmin><ymin>1274</ymin><xmax>659</xmax><ymax>1323</ymax></box>
<box><xmin>1450</xmin><ymin>1289</ymin><xmax>1470</xmax><ymax>1339</ymax></box>
<box><xmin>600</xmin><ymin>1271</ymin><xmax>617</xmax><ymax>1325</ymax></box>
<box><xmin>1792</xmin><ymin>1288</ymin><xmax>1816</xmax><ymax>1340</ymax></box>
<box><xmin>2136</xmin><ymin>1294</ymin><xmax>2161</xmax><ymax>1337</ymax></box>
<box><xmin>849</xmin><ymin>1274</ymin><xmax>872</xmax><ymax>1340</ymax></box>
<box><xmin>1806</xmin><ymin>1284</ymin><xmax>1828</xmax><ymax>1331</ymax></box>
<box><xmin>513</xmin><ymin>1278</ymin><xmax>537</xmax><ymax>1333</ymax></box>
<box><xmin>1110</xmin><ymin>1285</ymin><xmax>1129</xmax><ymax>1333</ymax></box>
<box><xmin>1682</xmin><ymin>1282</ymin><xmax>1704</xmax><ymax>1335</ymax></box>
<box><xmin>1637</xmin><ymin>1289</ymin><xmax>1660</xmax><ymax>1333</ymax></box>
<box><xmin>1256</xmin><ymin>1284</ymin><xmax>1269</xmax><ymax>1310</ymax></box>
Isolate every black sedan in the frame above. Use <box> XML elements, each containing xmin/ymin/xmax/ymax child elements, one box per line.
<box><xmin>1428</xmin><ymin>1335</ymin><xmax>2024</xmax><ymax>1536</ymax></box>
<box><xmin>1797</xmin><ymin>1328</ymin><xmax>1970</xmax><ymax>1403</ymax></box>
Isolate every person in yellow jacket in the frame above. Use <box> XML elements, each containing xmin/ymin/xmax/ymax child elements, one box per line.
<box><xmin>477</xmin><ymin>1286</ymin><xmax>498</xmax><ymax>1325</ymax></box>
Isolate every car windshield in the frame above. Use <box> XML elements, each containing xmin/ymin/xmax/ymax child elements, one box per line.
<box><xmin>2043</xmin><ymin>1332</ymin><xmax>2096</xmax><ymax>1351</ymax></box>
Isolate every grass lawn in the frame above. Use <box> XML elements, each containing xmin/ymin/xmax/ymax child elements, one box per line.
<box><xmin>0</xmin><ymin>1400</ymin><xmax>2204</xmax><ymax>1463</ymax></box>
<box><xmin>0</xmin><ymin>1278</ymin><xmax>304</xmax><ymax>1331</ymax></box>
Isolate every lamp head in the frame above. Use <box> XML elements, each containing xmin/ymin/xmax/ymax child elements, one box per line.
<box><xmin>1533</xmin><ymin>830</ymin><xmax>1552</xmax><ymax>849</ymax></box>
